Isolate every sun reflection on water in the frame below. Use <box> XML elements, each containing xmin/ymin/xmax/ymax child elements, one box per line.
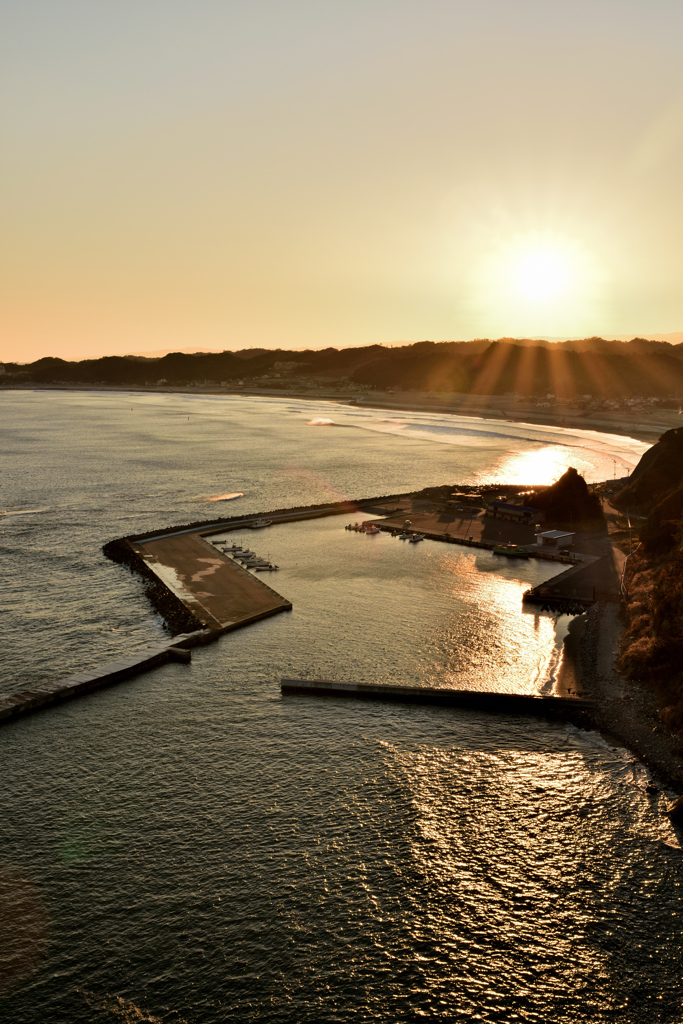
<box><xmin>489</xmin><ymin>446</ymin><xmax>574</xmax><ymax>485</ymax></box>
<box><xmin>417</xmin><ymin>550</ymin><xmax>563</xmax><ymax>694</ymax></box>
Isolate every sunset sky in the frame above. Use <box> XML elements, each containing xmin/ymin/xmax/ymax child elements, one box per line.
<box><xmin>2</xmin><ymin>0</ymin><xmax>683</xmax><ymax>362</ymax></box>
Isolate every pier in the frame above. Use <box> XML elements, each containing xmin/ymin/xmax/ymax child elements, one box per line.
<box><xmin>129</xmin><ymin>531</ymin><xmax>291</xmax><ymax>630</ymax></box>
<box><xmin>103</xmin><ymin>495</ymin><xmax>404</xmax><ymax>635</ymax></box>
<box><xmin>281</xmin><ymin>678</ymin><xmax>594</xmax><ymax>725</ymax></box>
<box><xmin>0</xmin><ymin>629</ymin><xmax>217</xmax><ymax>725</ymax></box>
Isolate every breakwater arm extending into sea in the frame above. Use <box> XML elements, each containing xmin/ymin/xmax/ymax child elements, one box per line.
<box><xmin>1</xmin><ymin>487</ymin><xmax>616</xmax><ymax>726</ymax></box>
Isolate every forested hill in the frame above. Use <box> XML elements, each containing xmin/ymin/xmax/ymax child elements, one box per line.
<box><xmin>3</xmin><ymin>337</ymin><xmax>683</xmax><ymax>399</ymax></box>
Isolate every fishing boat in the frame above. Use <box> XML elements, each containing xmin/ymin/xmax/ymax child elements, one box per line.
<box><xmin>365</xmin><ymin>524</ymin><xmax>381</xmax><ymax>535</ymax></box>
<box><xmin>492</xmin><ymin>543</ymin><xmax>531</xmax><ymax>558</ymax></box>
<box><xmin>408</xmin><ymin>533</ymin><xmax>425</xmax><ymax>543</ymax></box>
<box><xmin>249</xmin><ymin>518</ymin><xmax>272</xmax><ymax>529</ymax></box>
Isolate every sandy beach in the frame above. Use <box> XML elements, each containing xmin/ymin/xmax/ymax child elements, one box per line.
<box><xmin>8</xmin><ymin>380</ymin><xmax>680</xmax><ymax>442</ymax></box>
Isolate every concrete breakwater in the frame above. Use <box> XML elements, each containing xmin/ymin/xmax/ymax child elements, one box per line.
<box><xmin>9</xmin><ymin>489</ymin><xmax>611</xmax><ymax>726</ymax></box>
<box><xmin>103</xmin><ymin>495</ymin><xmax>405</xmax><ymax>634</ymax></box>
<box><xmin>116</xmin><ymin>494</ymin><xmax>405</xmax><ymax>547</ymax></box>
<box><xmin>281</xmin><ymin>678</ymin><xmax>595</xmax><ymax>726</ymax></box>
<box><xmin>126</xmin><ymin>531</ymin><xmax>292</xmax><ymax>631</ymax></box>
<box><xmin>0</xmin><ymin>628</ymin><xmax>218</xmax><ymax>725</ymax></box>
<box><xmin>2</xmin><ymin>495</ymin><xmax>404</xmax><ymax>726</ymax></box>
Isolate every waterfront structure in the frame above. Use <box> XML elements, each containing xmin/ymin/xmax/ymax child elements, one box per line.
<box><xmin>537</xmin><ymin>529</ymin><xmax>575</xmax><ymax>549</ymax></box>
<box><xmin>485</xmin><ymin>500</ymin><xmax>545</xmax><ymax>525</ymax></box>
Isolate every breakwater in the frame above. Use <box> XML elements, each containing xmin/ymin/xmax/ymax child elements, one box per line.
<box><xmin>281</xmin><ymin>678</ymin><xmax>595</xmax><ymax>726</ymax></box>
<box><xmin>103</xmin><ymin>494</ymin><xmax>406</xmax><ymax>634</ymax></box>
<box><xmin>0</xmin><ymin>628</ymin><xmax>218</xmax><ymax>725</ymax></box>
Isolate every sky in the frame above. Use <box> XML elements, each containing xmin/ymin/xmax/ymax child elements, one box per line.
<box><xmin>2</xmin><ymin>0</ymin><xmax>683</xmax><ymax>363</ymax></box>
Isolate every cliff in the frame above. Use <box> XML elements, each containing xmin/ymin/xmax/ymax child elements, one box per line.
<box><xmin>615</xmin><ymin>427</ymin><xmax>683</xmax><ymax>513</ymax></box>
<box><xmin>618</xmin><ymin>433</ymin><xmax>683</xmax><ymax>732</ymax></box>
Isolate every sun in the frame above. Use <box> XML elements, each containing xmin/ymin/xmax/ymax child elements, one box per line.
<box><xmin>512</xmin><ymin>248</ymin><xmax>571</xmax><ymax>302</ymax></box>
<box><xmin>471</xmin><ymin>228</ymin><xmax>606</xmax><ymax>335</ymax></box>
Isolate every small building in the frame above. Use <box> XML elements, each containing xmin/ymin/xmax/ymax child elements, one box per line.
<box><xmin>485</xmin><ymin>501</ymin><xmax>545</xmax><ymax>525</ymax></box>
<box><xmin>450</xmin><ymin>492</ymin><xmax>482</xmax><ymax>505</ymax></box>
<box><xmin>537</xmin><ymin>530</ymin><xmax>575</xmax><ymax>549</ymax></box>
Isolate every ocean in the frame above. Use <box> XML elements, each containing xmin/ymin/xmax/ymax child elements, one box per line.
<box><xmin>2</xmin><ymin>390</ymin><xmax>681</xmax><ymax>1023</ymax></box>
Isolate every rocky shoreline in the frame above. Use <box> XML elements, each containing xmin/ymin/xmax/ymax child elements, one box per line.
<box><xmin>562</xmin><ymin>605</ymin><xmax>683</xmax><ymax>795</ymax></box>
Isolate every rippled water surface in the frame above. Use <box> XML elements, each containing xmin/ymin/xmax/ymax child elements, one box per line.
<box><xmin>3</xmin><ymin>391</ymin><xmax>682</xmax><ymax>1023</ymax></box>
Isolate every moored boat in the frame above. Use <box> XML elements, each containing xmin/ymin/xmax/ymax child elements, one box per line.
<box><xmin>492</xmin><ymin>543</ymin><xmax>531</xmax><ymax>558</ymax></box>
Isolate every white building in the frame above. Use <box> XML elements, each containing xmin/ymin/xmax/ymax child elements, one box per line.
<box><xmin>537</xmin><ymin>530</ymin><xmax>575</xmax><ymax>549</ymax></box>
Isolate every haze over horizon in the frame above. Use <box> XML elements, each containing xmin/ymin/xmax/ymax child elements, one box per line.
<box><xmin>2</xmin><ymin>0</ymin><xmax>683</xmax><ymax>363</ymax></box>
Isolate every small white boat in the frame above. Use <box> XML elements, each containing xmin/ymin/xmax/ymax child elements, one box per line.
<box><xmin>365</xmin><ymin>524</ymin><xmax>381</xmax><ymax>535</ymax></box>
<box><xmin>249</xmin><ymin>518</ymin><xmax>272</xmax><ymax>529</ymax></box>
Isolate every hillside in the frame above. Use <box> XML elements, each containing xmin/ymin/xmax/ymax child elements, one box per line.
<box><xmin>3</xmin><ymin>337</ymin><xmax>683</xmax><ymax>400</ymax></box>
<box><xmin>614</xmin><ymin>427</ymin><xmax>683</xmax><ymax>512</ymax></box>
<box><xmin>618</xmin><ymin>430</ymin><xmax>683</xmax><ymax>732</ymax></box>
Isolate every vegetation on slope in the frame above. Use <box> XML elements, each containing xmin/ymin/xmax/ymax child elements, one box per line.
<box><xmin>617</xmin><ymin>429</ymin><xmax>683</xmax><ymax>732</ymax></box>
<box><xmin>615</xmin><ymin>427</ymin><xmax>683</xmax><ymax>512</ymax></box>
<box><xmin>3</xmin><ymin>337</ymin><xmax>683</xmax><ymax>399</ymax></box>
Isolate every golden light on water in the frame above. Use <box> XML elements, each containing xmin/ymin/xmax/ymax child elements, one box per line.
<box><xmin>492</xmin><ymin>446</ymin><xmax>572</xmax><ymax>485</ymax></box>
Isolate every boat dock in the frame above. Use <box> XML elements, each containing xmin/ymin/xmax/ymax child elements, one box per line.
<box><xmin>103</xmin><ymin>496</ymin><xmax>403</xmax><ymax>635</ymax></box>
<box><xmin>128</xmin><ymin>531</ymin><xmax>291</xmax><ymax>631</ymax></box>
<box><xmin>281</xmin><ymin>678</ymin><xmax>594</xmax><ymax>724</ymax></box>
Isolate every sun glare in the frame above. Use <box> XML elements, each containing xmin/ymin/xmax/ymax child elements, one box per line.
<box><xmin>472</xmin><ymin>228</ymin><xmax>604</xmax><ymax>334</ymax></box>
<box><xmin>512</xmin><ymin>249</ymin><xmax>570</xmax><ymax>301</ymax></box>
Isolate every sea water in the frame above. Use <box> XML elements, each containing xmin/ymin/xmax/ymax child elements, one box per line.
<box><xmin>2</xmin><ymin>390</ymin><xmax>681</xmax><ymax>1023</ymax></box>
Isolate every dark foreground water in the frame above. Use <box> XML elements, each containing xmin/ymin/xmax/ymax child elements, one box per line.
<box><xmin>2</xmin><ymin>391</ymin><xmax>681</xmax><ymax>1023</ymax></box>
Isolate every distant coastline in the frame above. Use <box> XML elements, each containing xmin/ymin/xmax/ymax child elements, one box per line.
<box><xmin>4</xmin><ymin>380</ymin><xmax>677</xmax><ymax>443</ymax></box>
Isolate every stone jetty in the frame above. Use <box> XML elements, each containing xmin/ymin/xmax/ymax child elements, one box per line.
<box><xmin>281</xmin><ymin>678</ymin><xmax>595</xmax><ymax>725</ymax></box>
<box><xmin>0</xmin><ymin>629</ymin><xmax>218</xmax><ymax>725</ymax></box>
